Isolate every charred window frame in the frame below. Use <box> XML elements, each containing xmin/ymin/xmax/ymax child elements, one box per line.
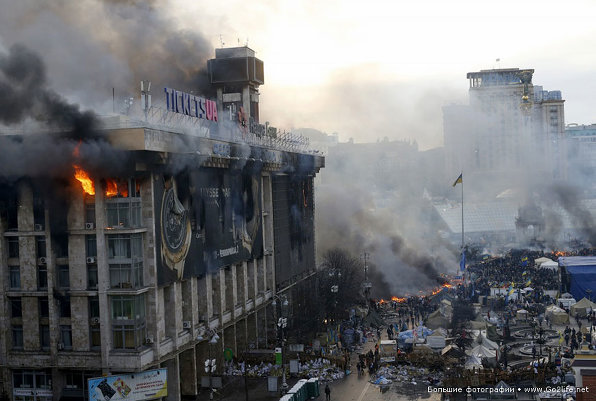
<box><xmin>9</xmin><ymin>265</ymin><xmax>21</xmax><ymax>289</ymax></box>
<box><xmin>53</xmin><ymin>234</ymin><xmax>68</xmax><ymax>258</ymax></box>
<box><xmin>7</xmin><ymin>237</ymin><xmax>19</xmax><ymax>258</ymax></box>
<box><xmin>39</xmin><ymin>298</ymin><xmax>49</xmax><ymax>318</ymax></box>
<box><xmin>59</xmin><ymin>297</ymin><xmax>71</xmax><ymax>318</ymax></box>
<box><xmin>38</xmin><ymin>265</ymin><xmax>48</xmax><ymax>290</ymax></box>
<box><xmin>36</xmin><ymin>237</ymin><xmax>46</xmax><ymax>258</ymax></box>
<box><xmin>2</xmin><ymin>193</ymin><xmax>18</xmax><ymax>231</ymax></box>
<box><xmin>85</xmin><ymin>200</ymin><xmax>96</xmax><ymax>226</ymax></box>
<box><xmin>111</xmin><ymin>294</ymin><xmax>146</xmax><ymax>350</ymax></box>
<box><xmin>11</xmin><ymin>298</ymin><xmax>22</xmax><ymax>318</ymax></box>
<box><xmin>33</xmin><ymin>195</ymin><xmax>44</xmax><ymax>228</ymax></box>
<box><xmin>57</xmin><ymin>265</ymin><xmax>70</xmax><ymax>289</ymax></box>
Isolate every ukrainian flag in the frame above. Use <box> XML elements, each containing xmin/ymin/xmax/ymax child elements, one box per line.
<box><xmin>452</xmin><ymin>173</ymin><xmax>463</xmax><ymax>187</ymax></box>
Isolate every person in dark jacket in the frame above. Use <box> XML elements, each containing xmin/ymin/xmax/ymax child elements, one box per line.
<box><xmin>325</xmin><ymin>384</ymin><xmax>331</xmax><ymax>400</ymax></box>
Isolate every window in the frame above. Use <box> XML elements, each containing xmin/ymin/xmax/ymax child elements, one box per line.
<box><xmin>8</xmin><ymin>237</ymin><xmax>19</xmax><ymax>258</ymax></box>
<box><xmin>106</xmin><ymin>197</ymin><xmax>142</xmax><ymax>228</ymax></box>
<box><xmin>59</xmin><ymin>298</ymin><xmax>71</xmax><ymax>318</ymax></box>
<box><xmin>36</xmin><ymin>237</ymin><xmax>46</xmax><ymax>258</ymax></box>
<box><xmin>9</xmin><ymin>265</ymin><xmax>20</xmax><ymax>289</ymax></box>
<box><xmin>12</xmin><ymin>325</ymin><xmax>23</xmax><ymax>349</ymax></box>
<box><xmin>39</xmin><ymin>298</ymin><xmax>49</xmax><ymax>318</ymax></box>
<box><xmin>88</xmin><ymin>265</ymin><xmax>98</xmax><ymax>290</ymax></box>
<box><xmin>40</xmin><ymin>325</ymin><xmax>50</xmax><ymax>350</ymax></box>
<box><xmin>85</xmin><ymin>202</ymin><xmax>96</xmax><ymax>225</ymax></box>
<box><xmin>53</xmin><ymin>234</ymin><xmax>68</xmax><ymax>258</ymax></box>
<box><xmin>58</xmin><ymin>265</ymin><xmax>70</xmax><ymax>288</ymax></box>
<box><xmin>89</xmin><ymin>297</ymin><xmax>101</xmax><ymax>349</ymax></box>
<box><xmin>38</xmin><ymin>265</ymin><xmax>48</xmax><ymax>289</ymax></box>
<box><xmin>11</xmin><ymin>298</ymin><xmax>22</xmax><ymax>318</ymax></box>
<box><xmin>107</xmin><ymin>234</ymin><xmax>143</xmax><ymax>289</ymax></box>
<box><xmin>110</xmin><ymin>263</ymin><xmax>142</xmax><ymax>289</ymax></box>
<box><xmin>12</xmin><ymin>370</ymin><xmax>52</xmax><ymax>391</ymax></box>
<box><xmin>111</xmin><ymin>294</ymin><xmax>146</xmax><ymax>349</ymax></box>
<box><xmin>86</xmin><ymin>235</ymin><xmax>97</xmax><ymax>257</ymax></box>
<box><xmin>60</xmin><ymin>325</ymin><xmax>72</xmax><ymax>350</ymax></box>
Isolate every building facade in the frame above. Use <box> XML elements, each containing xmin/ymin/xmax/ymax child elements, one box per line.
<box><xmin>443</xmin><ymin>68</ymin><xmax>566</xmax><ymax>198</ymax></box>
<box><xmin>0</xmin><ymin>47</ymin><xmax>324</xmax><ymax>401</ymax></box>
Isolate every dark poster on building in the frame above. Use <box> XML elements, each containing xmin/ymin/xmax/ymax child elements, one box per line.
<box><xmin>272</xmin><ymin>175</ymin><xmax>315</xmax><ymax>286</ymax></box>
<box><xmin>155</xmin><ymin>166</ymin><xmax>263</xmax><ymax>286</ymax></box>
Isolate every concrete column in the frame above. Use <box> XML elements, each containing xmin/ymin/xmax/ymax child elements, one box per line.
<box><xmin>236</xmin><ymin>318</ymin><xmax>247</xmax><ymax>353</ymax></box>
<box><xmin>164</xmin><ymin>356</ymin><xmax>181</xmax><ymax>401</ymax></box>
<box><xmin>242</xmin><ymin>86</ymin><xmax>251</xmax><ymax>121</ymax></box>
<box><xmin>164</xmin><ymin>284</ymin><xmax>177</xmax><ymax>341</ymax></box>
<box><xmin>256</xmin><ymin>259</ymin><xmax>264</xmax><ymax>294</ymax></box>
<box><xmin>94</xmin><ymin>182</ymin><xmax>111</xmax><ymax>373</ymax></box>
<box><xmin>17</xmin><ymin>182</ymin><xmax>33</xmax><ymax>232</ymax></box>
<box><xmin>19</xmin><ymin>236</ymin><xmax>36</xmax><ymax>292</ymax></box>
<box><xmin>247</xmin><ymin>260</ymin><xmax>256</xmax><ymax>300</ymax></box>
<box><xmin>22</xmin><ymin>297</ymin><xmax>39</xmax><ymax>351</ymax></box>
<box><xmin>68</xmin><ymin>235</ymin><xmax>86</xmax><ymax>290</ymax></box>
<box><xmin>71</xmin><ymin>296</ymin><xmax>89</xmax><ymax>351</ymax></box>
<box><xmin>179</xmin><ymin>347</ymin><xmax>198</xmax><ymax>396</ymax></box>
<box><xmin>223</xmin><ymin>325</ymin><xmax>235</xmax><ymax>356</ymax></box>
<box><xmin>246</xmin><ymin>313</ymin><xmax>257</xmax><ymax>349</ymax></box>
<box><xmin>211</xmin><ymin>272</ymin><xmax>221</xmax><ymax>316</ymax></box>
<box><xmin>197</xmin><ymin>276</ymin><xmax>209</xmax><ymax>322</ymax></box>
<box><xmin>225</xmin><ymin>266</ymin><xmax>235</xmax><ymax>310</ymax></box>
<box><xmin>238</xmin><ymin>262</ymin><xmax>247</xmax><ymax>304</ymax></box>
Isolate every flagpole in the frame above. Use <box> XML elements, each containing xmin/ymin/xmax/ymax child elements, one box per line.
<box><xmin>461</xmin><ymin>172</ymin><xmax>464</xmax><ymax>250</ymax></box>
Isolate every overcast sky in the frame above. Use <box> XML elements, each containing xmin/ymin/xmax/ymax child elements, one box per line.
<box><xmin>174</xmin><ymin>0</ymin><xmax>596</xmax><ymax>149</ymax></box>
<box><xmin>2</xmin><ymin>0</ymin><xmax>595</xmax><ymax>150</ymax></box>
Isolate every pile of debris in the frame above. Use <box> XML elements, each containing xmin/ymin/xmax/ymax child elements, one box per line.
<box><xmin>369</xmin><ymin>365</ymin><xmax>443</xmax><ymax>390</ymax></box>
<box><xmin>223</xmin><ymin>358</ymin><xmax>345</xmax><ymax>382</ymax></box>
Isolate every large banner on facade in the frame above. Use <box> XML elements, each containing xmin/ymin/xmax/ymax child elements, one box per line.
<box><xmin>87</xmin><ymin>369</ymin><xmax>167</xmax><ymax>401</ymax></box>
<box><xmin>272</xmin><ymin>174</ymin><xmax>316</xmax><ymax>285</ymax></box>
<box><xmin>155</xmin><ymin>164</ymin><xmax>263</xmax><ymax>285</ymax></box>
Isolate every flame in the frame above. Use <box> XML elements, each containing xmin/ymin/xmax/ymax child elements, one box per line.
<box><xmin>378</xmin><ymin>299</ymin><xmax>387</xmax><ymax>304</ymax></box>
<box><xmin>442</xmin><ymin>283</ymin><xmax>453</xmax><ymax>288</ymax></box>
<box><xmin>74</xmin><ymin>165</ymin><xmax>95</xmax><ymax>195</ymax></box>
<box><xmin>554</xmin><ymin>251</ymin><xmax>567</xmax><ymax>257</ymax></box>
<box><xmin>391</xmin><ymin>296</ymin><xmax>407</xmax><ymax>303</ymax></box>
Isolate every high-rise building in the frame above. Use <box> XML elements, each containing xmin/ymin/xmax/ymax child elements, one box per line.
<box><xmin>0</xmin><ymin>47</ymin><xmax>324</xmax><ymax>401</ymax></box>
<box><xmin>443</xmin><ymin>68</ymin><xmax>565</xmax><ymax>198</ymax></box>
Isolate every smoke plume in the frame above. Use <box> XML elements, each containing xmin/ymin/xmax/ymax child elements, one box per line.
<box><xmin>0</xmin><ymin>0</ymin><xmax>214</xmax><ymax>110</ymax></box>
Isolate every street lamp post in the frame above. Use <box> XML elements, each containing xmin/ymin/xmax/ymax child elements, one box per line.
<box><xmin>272</xmin><ymin>294</ymin><xmax>289</xmax><ymax>394</ymax></box>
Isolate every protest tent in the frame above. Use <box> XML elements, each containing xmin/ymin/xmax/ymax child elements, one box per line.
<box><xmin>570</xmin><ymin>297</ymin><xmax>596</xmax><ymax>317</ymax></box>
<box><xmin>545</xmin><ymin>305</ymin><xmax>570</xmax><ymax>325</ymax></box>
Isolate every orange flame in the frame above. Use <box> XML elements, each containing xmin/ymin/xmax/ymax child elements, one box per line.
<box><xmin>391</xmin><ymin>296</ymin><xmax>407</xmax><ymax>303</ymax></box>
<box><xmin>442</xmin><ymin>283</ymin><xmax>453</xmax><ymax>288</ymax></box>
<box><xmin>554</xmin><ymin>251</ymin><xmax>566</xmax><ymax>257</ymax></box>
<box><xmin>74</xmin><ymin>165</ymin><xmax>95</xmax><ymax>195</ymax></box>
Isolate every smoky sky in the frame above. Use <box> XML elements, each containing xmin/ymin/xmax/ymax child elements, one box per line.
<box><xmin>314</xmin><ymin>141</ymin><xmax>456</xmax><ymax>297</ymax></box>
<box><xmin>0</xmin><ymin>0</ymin><xmax>214</xmax><ymax>111</ymax></box>
<box><xmin>0</xmin><ymin>44</ymin><xmax>129</xmax><ymax>179</ymax></box>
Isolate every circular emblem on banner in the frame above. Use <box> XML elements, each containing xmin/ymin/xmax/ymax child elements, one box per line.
<box><xmin>160</xmin><ymin>180</ymin><xmax>192</xmax><ymax>279</ymax></box>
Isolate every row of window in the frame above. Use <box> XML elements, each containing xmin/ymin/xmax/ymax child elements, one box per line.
<box><xmin>7</xmin><ymin>234</ymin><xmax>144</xmax><ymax>290</ymax></box>
<box><xmin>9</xmin><ymin>295</ymin><xmax>145</xmax><ymax>350</ymax></box>
<box><xmin>13</xmin><ymin>369</ymin><xmax>100</xmax><ymax>401</ymax></box>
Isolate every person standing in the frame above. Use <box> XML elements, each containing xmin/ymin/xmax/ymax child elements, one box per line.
<box><xmin>325</xmin><ymin>384</ymin><xmax>331</xmax><ymax>400</ymax></box>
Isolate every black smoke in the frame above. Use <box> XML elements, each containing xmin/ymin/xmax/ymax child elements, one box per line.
<box><xmin>0</xmin><ymin>0</ymin><xmax>215</xmax><ymax>108</ymax></box>
<box><xmin>0</xmin><ymin>44</ymin><xmax>128</xmax><ymax>180</ymax></box>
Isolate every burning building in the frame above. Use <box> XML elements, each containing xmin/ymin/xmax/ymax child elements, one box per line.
<box><xmin>0</xmin><ymin>47</ymin><xmax>324</xmax><ymax>401</ymax></box>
